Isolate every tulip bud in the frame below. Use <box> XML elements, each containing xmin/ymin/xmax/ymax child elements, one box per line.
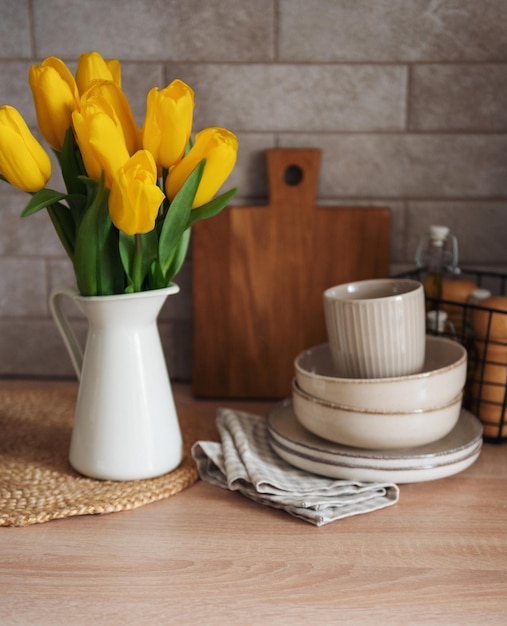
<box><xmin>0</xmin><ymin>105</ymin><xmax>51</xmax><ymax>192</ymax></box>
<box><xmin>72</xmin><ymin>92</ymin><xmax>130</xmax><ymax>187</ymax></box>
<box><xmin>84</xmin><ymin>80</ymin><xmax>140</xmax><ymax>155</ymax></box>
<box><xmin>76</xmin><ymin>51</ymin><xmax>122</xmax><ymax>94</ymax></box>
<box><xmin>28</xmin><ymin>56</ymin><xmax>80</xmax><ymax>151</ymax></box>
<box><xmin>142</xmin><ymin>80</ymin><xmax>194</xmax><ymax>171</ymax></box>
<box><xmin>109</xmin><ymin>150</ymin><xmax>165</xmax><ymax>235</ymax></box>
<box><xmin>165</xmin><ymin>127</ymin><xmax>238</xmax><ymax>208</ymax></box>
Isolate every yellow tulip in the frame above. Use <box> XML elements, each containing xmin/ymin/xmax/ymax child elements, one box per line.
<box><xmin>108</xmin><ymin>150</ymin><xmax>165</xmax><ymax>235</ymax></box>
<box><xmin>105</xmin><ymin>58</ymin><xmax>121</xmax><ymax>87</ymax></box>
<box><xmin>72</xmin><ymin>92</ymin><xmax>130</xmax><ymax>187</ymax></box>
<box><xmin>142</xmin><ymin>80</ymin><xmax>194</xmax><ymax>170</ymax></box>
<box><xmin>28</xmin><ymin>56</ymin><xmax>80</xmax><ymax>151</ymax></box>
<box><xmin>84</xmin><ymin>80</ymin><xmax>140</xmax><ymax>155</ymax></box>
<box><xmin>165</xmin><ymin>127</ymin><xmax>238</xmax><ymax>208</ymax></box>
<box><xmin>76</xmin><ymin>51</ymin><xmax>121</xmax><ymax>94</ymax></box>
<box><xmin>0</xmin><ymin>105</ymin><xmax>51</xmax><ymax>192</ymax></box>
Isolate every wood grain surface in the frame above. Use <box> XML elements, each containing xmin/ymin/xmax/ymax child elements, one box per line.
<box><xmin>0</xmin><ymin>380</ymin><xmax>506</xmax><ymax>626</ymax></box>
<box><xmin>192</xmin><ymin>148</ymin><xmax>391</xmax><ymax>398</ymax></box>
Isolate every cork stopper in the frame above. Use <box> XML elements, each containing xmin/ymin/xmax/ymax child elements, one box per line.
<box><xmin>429</xmin><ymin>225</ymin><xmax>450</xmax><ymax>246</ymax></box>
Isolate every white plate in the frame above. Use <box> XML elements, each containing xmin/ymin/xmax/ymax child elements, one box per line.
<box><xmin>268</xmin><ymin>399</ymin><xmax>483</xmax><ymax>484</ymax></box>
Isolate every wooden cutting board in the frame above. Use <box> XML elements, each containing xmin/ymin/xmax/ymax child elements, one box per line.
<box><xmin>192</xmin><ymin>148</ymin><xmax>391</xmax><ymax>398</ymax></box>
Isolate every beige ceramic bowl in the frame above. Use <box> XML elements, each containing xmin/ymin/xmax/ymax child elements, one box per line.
<box><xmin>295</xmin><ymin>335</ymin><xmax>467</xmax><ymax>413</ymax></box>
<box><xmin>292</xmin><ymin>380</ymin><xmax>463</xmax><ymax>449</ymax></box>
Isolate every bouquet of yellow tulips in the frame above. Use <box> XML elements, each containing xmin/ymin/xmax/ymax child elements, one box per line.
<box><xmin>0</xmin><ymin>51</ymin><xmax>238</xmax><ymax>296</ymax></box>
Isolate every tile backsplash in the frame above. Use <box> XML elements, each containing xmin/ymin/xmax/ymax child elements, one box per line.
<box><xmin>1</xmin><ymin>0</ymin><xmax>506</xmax><ymax>379</ymax></box>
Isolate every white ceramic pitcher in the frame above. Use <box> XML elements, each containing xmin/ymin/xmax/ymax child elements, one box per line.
<box><xmin>49</xmin><ymin>285</ymin><xmax>183</xmax><ymax>481</ymax></box>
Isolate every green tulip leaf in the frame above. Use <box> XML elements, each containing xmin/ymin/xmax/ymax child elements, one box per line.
<box><xmin>46</xmin><ymin>202</ymin><xmax>76</xmax><ymax>259</ymax></box>
<box><xmin>21</xmin><ymin>188</ymin><xmax>79</xmax><ymax>259</ymax></box>
<box><xmin>158</xmin><ymin>159</ymin><xmax>204</xmax><ymax>276</ymax></box>
<box><xmin>58</xmin><ymin>127</ymin><xmax>88</xmax><ymax>198</ymax></box>
<box><xmin>187</xmin><ymin>187</ymin><xmax>237</xmax><ymax>227</ymax></box>
<box><xmin>164</xmin><ymin>226</ymin><xmax>191</xmax><ymax>284</ymax></box>
<box><xmin>64</xmin><ymin>193</ymin><xmax>88</xmax><ymax>223</ymax></box>
<box><xmin>147</xmin><ymin>259</ymin><xmax>165</xmax><ymax>291</ymax></box>
<box><xmin>73</xmin><ymin>176</ymin><xmax>123</xmax><ymax>296</ymax></box>
<box><xmin>138</xmin><ymin>230</ymin><xmax>159</xmax><ymax>282</ymax></box>
<box><xmin>119</xmin><ymin>230</ymin><xmax>158</xmax><ymax>292</ymax></box>
<box><xmin>118</xmin><ymin>231</ymin><xmax>135</xmax><ymax>289</ymax></box>
<box><xmin>20</xmin><ymin>188</ymin><xmax>68</xmax><ymax>217</ymax></box>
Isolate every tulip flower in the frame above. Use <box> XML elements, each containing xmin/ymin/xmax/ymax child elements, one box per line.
<box><xmin>4</xmin><ymin>48</ymin><xmax>238</xmax><ymax>296</ymax></box>
<box><xmin>28</xmin><ymin>56</ymin><xmax>80</xmax><ymax>151</ymax></box>
<box><xmin>76</xmin><ymin>51</ymin><xmax>121</xmax><ymax>94</ymax></box>
<box><xmin>165</xmin><ymin>127</ymin><xmax>238</xmax><ymax>208</ymax></box>
<box><xmin>72</xmin><ymin>92</ymin><xmax>130</xmax><ymax>187</ymax></box>
<box><xmin>84</xmin><ymin>80</ymin><xmax>140</xmax><ymax>155</ymax></box>
<box><xmin>0</xmin><ymin>105</ymin><xmax>51</xmax><ymax>192</ymax></box>
<box><xmin>142</xmin><ymin>80</ymin><xmax>194</xmax><ymax>171</ymax></box>
<box><xmin>108</xmin><ymin>150</ymin><xmax>165</xmax><ymax>236</ymax></box>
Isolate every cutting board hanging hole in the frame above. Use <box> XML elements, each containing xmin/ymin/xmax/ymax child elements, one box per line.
<box><xmin>284</xmin><ymin>164</ymin><xmax>304</xmax><ymax>186</ymax></box>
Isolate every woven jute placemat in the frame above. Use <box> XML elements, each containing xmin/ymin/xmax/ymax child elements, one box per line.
<box><xmin>0</xmin><ymin>387</ymin><xmax>199</xmax><ymax>527</ymax></box>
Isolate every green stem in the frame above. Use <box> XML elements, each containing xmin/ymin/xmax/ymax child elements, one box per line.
<box><xmin>47</xmin><ymin>204</ymin><xmax>74</xmax><ymax>261</ymax></box>
<box><xmin>160</xmin><ymin>167</ymin><xmax>170</xmax><ymax>220</ymax></box>
<box><xmin>132</xmin><ymin>233</ymin><xmax>143</xmax><ymax>292</ymax></box>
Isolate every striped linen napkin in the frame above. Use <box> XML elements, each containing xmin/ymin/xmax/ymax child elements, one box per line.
<box><xmin>191</xmin><ymin>408</ymin><xmax>399</xmax><ymax>527</ymax></box>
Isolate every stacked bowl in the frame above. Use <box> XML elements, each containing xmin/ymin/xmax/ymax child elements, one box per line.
<box><xmin>268</xmin><ymin>278</ymin><xmax>483</xmax><ymax>483</ymax></box>
<box><xmin>293</xmin><ymin>335</ymin><xmax>467</xmax><ymax>450</ymax></box>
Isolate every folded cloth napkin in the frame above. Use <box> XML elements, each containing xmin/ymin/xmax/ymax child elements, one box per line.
<box><xmin>191</xmin><ymin>408</ymin><xmax>399</xmax><ymax>527</ymax></box>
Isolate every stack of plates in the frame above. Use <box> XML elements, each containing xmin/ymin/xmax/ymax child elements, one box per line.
<box><xmin>268</xmin><ymin>399</ymin><xmax>483</xmax><ymax>484</ymax></box>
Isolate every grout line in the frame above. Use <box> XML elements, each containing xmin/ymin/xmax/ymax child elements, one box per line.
<box><xmin>232</xmin><ymin>129</ymin><xmax>507</xmax><ymax>136</ymax></box>
<box><xmin>404</xmin><ymin>64</ymin><xmax>412</xmax><ymax>131</ymax></box>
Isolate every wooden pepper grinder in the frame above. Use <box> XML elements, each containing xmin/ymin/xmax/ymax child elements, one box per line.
<box><xmin>472</xmin><ymin>296</ymin><xmax>507</xmax><ymax>439</ymax></box>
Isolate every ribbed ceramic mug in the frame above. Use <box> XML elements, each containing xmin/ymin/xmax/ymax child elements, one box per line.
<box><xmin>323</xmin><ymin>278</ymin><xmax>426</xmax><ymax>379</ymax></box>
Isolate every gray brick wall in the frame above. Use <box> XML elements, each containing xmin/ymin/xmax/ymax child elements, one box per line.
<box><xmin>1</xmin><ymin>0</ymin><xmax>506</xmax><ymax>379</ymax></box>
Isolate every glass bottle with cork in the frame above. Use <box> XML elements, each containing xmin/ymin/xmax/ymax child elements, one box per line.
<box><xmin>415</xmin><ymin>225</ymin><xmax>461</xmax><ymax>304</ymax></box>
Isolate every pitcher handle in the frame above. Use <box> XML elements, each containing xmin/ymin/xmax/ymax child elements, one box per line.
<box><xmin>49</xmin><ymin>287</ymin><xmax>83</xmax><ymax>381</ymax></box>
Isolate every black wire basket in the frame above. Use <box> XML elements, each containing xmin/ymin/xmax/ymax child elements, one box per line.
<box><xmin>395</xmin><ymin>268</ymin><xmax>507</xmax><ymax>443</ymax></box>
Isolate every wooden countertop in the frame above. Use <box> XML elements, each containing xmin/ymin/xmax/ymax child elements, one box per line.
<box><xmin>1</xmin><ymin>380</ymin><xmax>506</xmax><ymax>625</ymax></box>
